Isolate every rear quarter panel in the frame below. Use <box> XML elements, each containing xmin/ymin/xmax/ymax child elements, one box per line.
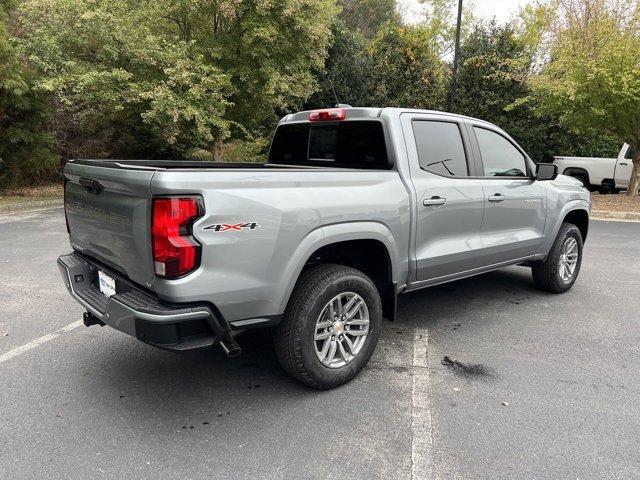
<box><xmin>150</xmin><ymin>169</ymin><xmax>410</xmax><ymax>323</ymax></box>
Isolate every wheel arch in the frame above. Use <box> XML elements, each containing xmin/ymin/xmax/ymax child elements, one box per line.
<box><xmin>562</xmin><ymin>168</ymin><xmax>591</xmax><ymax>186</ymax></box>
<box><xmin>542</xmin><ymin>200</ymin><xmax>590</xmax><ymax>256</ymax></box>
<box><xmin>278</xmin><ymin>223</ymin><xmax>400</xmax><ymax>322</ymax></box>
<box><xmin>563</xmin><ymin>209</ymin><xmax>589</xmax><ymax>241</ymax></box>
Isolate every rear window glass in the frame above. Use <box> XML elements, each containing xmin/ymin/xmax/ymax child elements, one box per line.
<box><xmin>412</xmin><ymin>120</ymin><xmax>469</xmax><ymax>176</ymax></box>
<box><xmin>269</xmin><ymin>121</ymin><xmax>389</xmax><ymax>169</ymax></box>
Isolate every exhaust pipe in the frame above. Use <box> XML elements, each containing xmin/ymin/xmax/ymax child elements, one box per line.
<box><xmin>219</xmin><ymin>332</ymin><xmax>242</xmax><ymax>358</ymax></box>
<box><xmin>203</xmin><ymin>310</ymin><xmax>242</xmax><ymax>358</ymax></box>
<box><xmin>83</xmin><ymin>311</ymin><xmax>105</xmax><ymax>327</ymax></box>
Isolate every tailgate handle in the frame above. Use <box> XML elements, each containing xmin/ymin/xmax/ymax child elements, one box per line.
<box><xmin>79</xmin><ymin>178</ymin><xmax>104</xmax><ymax>195</ymax></box>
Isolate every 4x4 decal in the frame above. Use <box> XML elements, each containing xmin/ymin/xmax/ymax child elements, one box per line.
<box><xmin>204</xmin><ymin>222</ymin><xmax>260</xmax><ymax>232</ymax></box>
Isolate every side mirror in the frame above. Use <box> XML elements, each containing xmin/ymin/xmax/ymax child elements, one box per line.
<box><xmin>536</xmin><ymin>163</ymin><xmax>558</xmax><ymax>181</ymax></box>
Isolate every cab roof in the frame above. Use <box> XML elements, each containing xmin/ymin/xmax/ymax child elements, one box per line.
<box><xmin>280</xmin><ymin>107</ymin><xmax>496</xmax><ymax>129</ymax></box>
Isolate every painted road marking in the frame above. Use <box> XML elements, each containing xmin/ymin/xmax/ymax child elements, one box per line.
<box><xmin>412</xmin><ymin>327</ymin><xmax>435</xmax><ymax>480</ymax></box>
<box><xmin>0</xmin><ymin>320</ymin><xmax>82</xmax><ymax>365</ymax></box>
<box><xmin>0</xmin><ymin>205</ymin><xmax>63</xmax><ymax>218</ymax></box>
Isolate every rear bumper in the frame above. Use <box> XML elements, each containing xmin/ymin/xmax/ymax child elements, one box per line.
<box><xmin>57</xmin><ymin>252</ymin><xmax>238</xmax><ymax>354</ymax></box>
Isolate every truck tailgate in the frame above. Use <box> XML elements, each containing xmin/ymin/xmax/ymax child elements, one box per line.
<box><xmin>64</xmin><ymin>162</ymin><xmax>156</xmax><ymax>288</ymax></box>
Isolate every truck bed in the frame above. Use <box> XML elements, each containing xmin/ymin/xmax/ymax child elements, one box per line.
<box><xmin>63</xmin><ymin>158</ymin><xmax>408</xmax><ymax>313</ymax></box>
<box><xmin>69</xmin><ymin>159</ymin><xmax>295</xmax><ymax>170</ymax></box>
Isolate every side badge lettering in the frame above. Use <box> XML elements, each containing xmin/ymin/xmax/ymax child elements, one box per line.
<box><xmin>204</xmin><ymin>222</ymin><xmax>260</xmax><ymax>232</ymax></box>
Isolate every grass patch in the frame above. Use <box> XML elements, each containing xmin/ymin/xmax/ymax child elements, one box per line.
<box><xmin>591</xmin><ymin>192</ymin><xmax>640</xmax><ymax>214</ymax></box>
<box><xmin>0</xmin><ymin>183</ymin><xmax>63</xmax><ymax>207</ymax></box>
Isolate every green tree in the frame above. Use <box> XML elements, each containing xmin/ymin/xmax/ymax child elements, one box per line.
<box><xmin>455</xmin><ymin>19</ymin><xmax>619</xmax><ymax>163</ymax></box>
<box><xmin>457</xmin><ymin>21</ymin><xmax>558</xmax><ymax>159</ymax></box>
<box><xmin>308</xmin><ymin>1</ymin><xmax>451</xmax><ymax>111</ymax></box>
<box><xmin>306</xmin><ymin>0</ymin><xmax>401</xmax><ymax>109</ymax></box>
<box><xmin>456</xmin><ymin>22</ymin><xmax>532</xmax><ymax>119</ymax></box>
<box><xmin>530</xmin><ymin>0</ymin><xmax>640</xmax><ymax>195</ymax></box>
<box><xmin>367</xmin><ymin>22</ymin><xmax>448</xmax><ymax>110</ymax></box>
<box><xmin>0</xmin><ymin>0</ymin><xmax>57</xmax><ymax>188</ymax></box>
<box><xmin>340</xmin><ymin>0</ymin><xmax>399</xmax><ymax>37</ymax></box>
<box><xmin>305</xmin><ymin>20</ymin><xmax>376</xmax><ymax>108</ymax></box>
<box><xmin>19</xmin><ymin>0</ymin><xmax>338</xmax><ymax>161</ymax></box>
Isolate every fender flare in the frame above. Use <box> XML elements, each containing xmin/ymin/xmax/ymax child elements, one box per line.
<box><xmin>276</xmin><ymin>221</ymin><xmax>401</xmax><ymax>314</ymax></box>
<box><xmin>541</xmin><ymin>199</ymin><xmax>590</xmax><ymax>255</ymax></box>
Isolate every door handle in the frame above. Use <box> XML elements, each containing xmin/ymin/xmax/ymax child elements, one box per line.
<box><xmin>423</xmin><ymin>196</ymin><xmax>447</xmax><ymax>207</ymax></box>
<box><xmin>620</xmin><ymin>162</ymin><xmax>628</xmax><ymax>166</ymax></box>
<box><xmin>79</xmin><ymin>177</ymin><xmax>103</xmax><ymax>195</ymax></box>
<box><xmin>488</xmin><ymin>193</ymin><xmax>505</xmax><ymax>203</ymax></box>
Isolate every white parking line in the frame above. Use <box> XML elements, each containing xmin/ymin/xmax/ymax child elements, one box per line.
<box><xmin>412</xmin><ymin>327</ymin><xmax>435</xmax><ymax>480</ymax></box>
<box><xmin>0</xmin><ymin>205</ymin><xmax>63</xmax><ymax>219</ymax></box>
<box><xmin>0</xmin><ymin>320</ymin><xmax>83</xmax><ymax>365</ymax></box>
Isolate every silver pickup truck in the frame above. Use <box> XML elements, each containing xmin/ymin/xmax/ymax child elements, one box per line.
<box><xmin>58</xmin><ymin>107</ymin><xmax>590</xmax><ymax>389</ymax></box>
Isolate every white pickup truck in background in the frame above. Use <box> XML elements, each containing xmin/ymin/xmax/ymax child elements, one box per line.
<box><xmin>554</xmin><ymin>144</ymin><xmax>636</xmax><ymax>193</ymax></box>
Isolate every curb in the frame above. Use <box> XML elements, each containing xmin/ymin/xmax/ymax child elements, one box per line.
<box><xmin>591</xmin><ymin>210</ymin><xmax>640</xmax><ymax>222</ymax></box>
<box><xmin>0</xmin><ymin>198</ymin><xmax>63</xmax><ymax>214</ymax></box>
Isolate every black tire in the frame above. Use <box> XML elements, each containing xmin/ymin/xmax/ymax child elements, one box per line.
<box><xmin>532</xmin><ymin>223</ymin><xmax>583</xmax><ymax>293</ymax></box>
<box><xmin>599</xmin><ymin>178</ymin><xmax>623</xmax><ymax>194</ymax></box>
<box><xmin>275</xmin><ymin>264</ymin><xmax>382</xmax><ymax>390</ymax></box>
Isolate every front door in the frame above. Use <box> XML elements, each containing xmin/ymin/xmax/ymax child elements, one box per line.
<box><xmin>469</xmin><ymin>124</ymin><xmax>547</xmax><ymax>264</ymax></box>
<box><xmin>401</xmin><ymin>113</ymin><xmax>486</xmax><ymax>283</ymax></box>
<box><xmin>614</xmin><ymin>144</ymin><xmax>634</xmax><ymax>189</ymax></box>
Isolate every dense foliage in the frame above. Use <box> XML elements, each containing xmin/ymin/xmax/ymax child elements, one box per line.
<box><xmin>0</xmin><ymin>0</ymin><xmax>636</xmax><ymax>190</ymax></box>
<box><xmin>0</xmin><ymin>0</ymin><xmax>57</xmax><ymax>186</ymax></box>
<box><xmin>454</xmin><ymin>21</ymin><xmax>619</xmax><ymax>163</ymax></box>
<box><xmin>529</xmin><ymin>0</ymin><xmax>640</xmax><ymax>194</ymax></box>
<box><xmin>18</xmin><ymin>0</ymin><xmax>337</xmax><ymax>162</ymax></box>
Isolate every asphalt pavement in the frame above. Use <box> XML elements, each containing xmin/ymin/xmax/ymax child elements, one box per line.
<box><xmin>1</xmin><ymin>207</ymin><xmax>639</xmax><ymax>479</ymax></box>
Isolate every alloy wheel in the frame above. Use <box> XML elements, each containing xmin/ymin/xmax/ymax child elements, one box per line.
<box><xmin>558</xmin><ymin>237</ymin><xmax>579</xmax><ymax>282</ymax></box>
<box><xmin>314</xmin><ymin>292</ymin><xmax>370</xmax><ymax>368</ymax></box>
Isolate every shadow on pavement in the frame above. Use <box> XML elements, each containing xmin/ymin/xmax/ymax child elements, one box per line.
<box><xmin>77</xmin><ymin>265</ymin><xmax>541</xmax><ymax>414</ymax></box>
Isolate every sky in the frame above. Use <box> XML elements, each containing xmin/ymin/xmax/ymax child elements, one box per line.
<box><xmin>399</xmin><ymin>0</ymin><xmax>531</xmax><ymax>25</ymax></box>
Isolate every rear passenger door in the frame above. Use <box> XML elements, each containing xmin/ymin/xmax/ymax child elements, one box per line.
<box><xmin>401</xmin><ymin>113</ymin><xmax>486</xmax><ymax>283</ymax></box>
<box><xmin>468</xmin><ymin>123</ymin><xmax>547</xmax><ymax>263</ymax></box>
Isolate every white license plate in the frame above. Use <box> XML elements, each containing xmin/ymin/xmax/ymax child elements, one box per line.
<box><xmin>98</xmin><ymin>271</ymin><xmax>116</xmax><ymax>298</ymax></box>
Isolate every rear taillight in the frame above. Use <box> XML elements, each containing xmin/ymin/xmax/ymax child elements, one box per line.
<box><xmin>309</xmin><ymin>108</ymin><xmax>346</xmax><ymax>122</ymax></box>
<box><xmin>152</xmin><ymin>197</ymin><xmax>203</xmax><ymax>279</ymax></box>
